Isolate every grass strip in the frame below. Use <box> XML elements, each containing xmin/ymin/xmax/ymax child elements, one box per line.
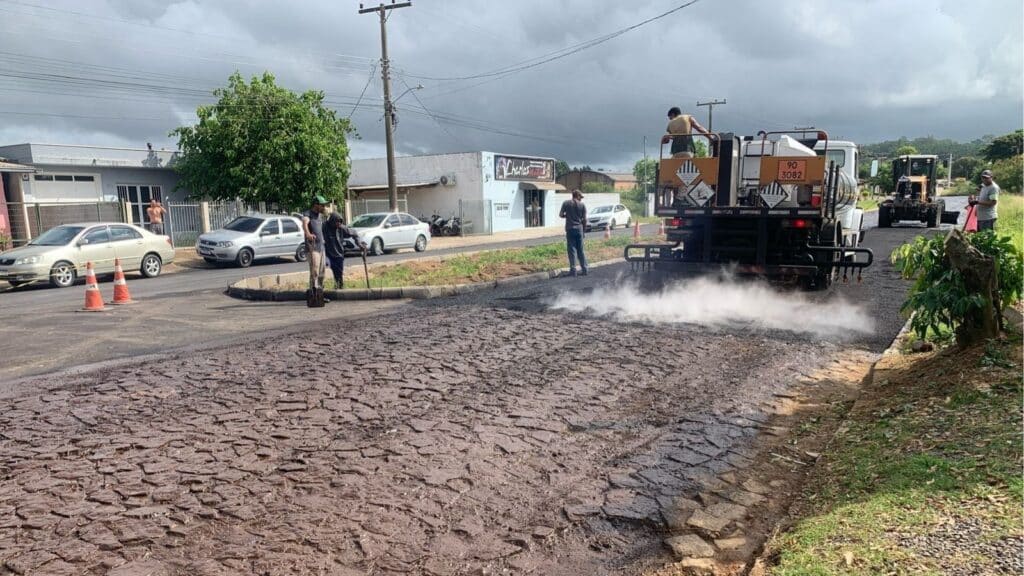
<box><xmin>765</xmin><ymin>335</ymin><xmax>1023</xmax><ymax>575</ymax></box>
<box><xmin>310</xmin><ymin>234</ymin><xmax>660</xmax><ymax>290</ymax></box>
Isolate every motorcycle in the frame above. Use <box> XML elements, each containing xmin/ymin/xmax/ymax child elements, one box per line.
<box><xmin>441</xmin><ymin>216</ymin><xmax>462</xmax><ymax>237</ymax></box>
<box><xmin>427</xmin><ymin>214</ymin><xmax>445</xmax><ymax>236</ymax></box>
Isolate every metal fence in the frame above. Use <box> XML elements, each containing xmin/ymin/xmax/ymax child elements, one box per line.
<box><xmin>166</xmin><ymin>203</ymin><xmax>203</xmax><ymax>248</ymax></box>
<box><xmin>350</xmin><ymin>198</ymin><xmax>408</xmax><ymax>217</ymax></box>
<box><xmin>4</xmin><ymin>202</ymin><xmax>123</xmax><ymax>246</ymax></box>
<box><xmin>458</xmin><ymin>199</ymin><xmax>492</xmax><ymax>236</ymax></box>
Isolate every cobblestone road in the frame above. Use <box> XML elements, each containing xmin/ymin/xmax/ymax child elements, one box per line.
<box><xmin>0</xmin><ymin>222</ymin><xmax>922</xmax><ymax>575</ymax></box>
<box><xmin>0</xmin><ymin>300</ymin><xmax>851</xmax><ymax>575</ymax></box>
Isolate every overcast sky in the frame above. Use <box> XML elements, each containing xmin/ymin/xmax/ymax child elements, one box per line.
<box><xmin>0</xmin><ymin>0</ymin><xmax>1020</xmax><ymax>170</ymax></box>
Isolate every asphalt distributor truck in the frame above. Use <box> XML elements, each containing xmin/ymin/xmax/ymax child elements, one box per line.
<box><xmin>625</xmin><ymin>130</ymin><xmax>873</xmax><ymax>290</ymax></box>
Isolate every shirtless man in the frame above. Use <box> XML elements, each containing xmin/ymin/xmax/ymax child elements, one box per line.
<box><xmin>146</xmin><ymin>199</ymin><xmax>166</xmax><ymax>235</ymax></box>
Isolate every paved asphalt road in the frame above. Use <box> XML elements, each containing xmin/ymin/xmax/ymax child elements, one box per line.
<box><xmin>0</xmin><ymin>224</ymin><xmax>655</xmax><ymax>314</ymax></box>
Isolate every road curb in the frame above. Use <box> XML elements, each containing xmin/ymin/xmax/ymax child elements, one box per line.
<box><xmin>226</xmin><ymin>254</ymin><xmax>628</xmax><ymax>302</ymax></box>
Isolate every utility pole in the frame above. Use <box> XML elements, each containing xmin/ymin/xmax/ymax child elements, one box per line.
<box><xmin>696</xmin><ymin>98</ymin><xmax>726</xmax><ymax>131</ymax></box>
<box><xmin>360</xmin><ymin>1</ymin><xmax>412</xmax><ymax>212</ymax></box>
<box><xmin>948</xmin><ymin>153</ymin><xmax>953</xmax><ymax>187</ymax></box>
<box><xmin>642</xmin><ymin>136</ymin><xmax>648</xmax><ymax>216</ymax></box>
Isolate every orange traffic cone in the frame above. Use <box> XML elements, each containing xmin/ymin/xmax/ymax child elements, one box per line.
<box><xmin>81</xmin><ymin>262</ymin><xmax>105</xmax><ymax>312</ymax></box>
<box><xmin>658</xmin><ymin>220</ymin><xmax>665</xmax><ymax>236</ymax></box>
<box><xmin>603</xmin><ymin>224</ymin><xmax>611</xmax><ymax>239</ymax></box>
<box><xmin>633</xmin><ymin>220</ymin><xmax>641</xmax><ymax>240</ymax></box>
<box><xmin>110</xmin><ymin>258</ymin><xmax>134</xmax><ymax>305</ymax></box>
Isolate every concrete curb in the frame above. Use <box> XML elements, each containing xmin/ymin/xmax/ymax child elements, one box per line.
<box><xmin>227</xmin><ymin>254</ymin><xmax>627</xmax><ymax>302</ymax></box>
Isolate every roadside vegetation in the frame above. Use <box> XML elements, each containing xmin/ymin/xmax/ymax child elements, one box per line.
<box><xmin>764</xmin><ymin>334</ymin><xmax>1022</xmax><ymax>575</ymax></box>
<box><xmin>319</xmin><ymin>234</ymin><xmax>657</xmax><ymax>290</ymax></box>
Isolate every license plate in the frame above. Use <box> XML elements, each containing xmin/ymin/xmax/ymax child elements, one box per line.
<box><xmin>198</xmin><ymin>249</ymin><xmax>213</xmax><ymax>255</ymax></box>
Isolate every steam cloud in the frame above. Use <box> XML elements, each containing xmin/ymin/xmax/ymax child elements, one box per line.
<box><xmin>549</xmin><ymin>276</ymin><xmax>874</xmax><ymax>339</ymax></box>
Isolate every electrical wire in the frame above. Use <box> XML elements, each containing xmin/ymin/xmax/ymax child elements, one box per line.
<box><xmin>401</xmin><ymin>0</ymin><xmax>702</xmax><ymax>82</ymax></box>
<box><xmin>347</xmin><ymin>62</ymin><xmax>377</xmax><ymax>120</ymax></box>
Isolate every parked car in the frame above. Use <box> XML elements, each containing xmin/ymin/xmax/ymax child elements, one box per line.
<box><xmin>345</xmin><ymin>212</ymin><xmax>430</xmax><ymax>256</ymax></box>
<box><xmin>196</xmin><ymin>214</ymin><xmax>307</xmax><ymax>268</ymax></box>
<box><xmin>0</xmin><ymin>222</ymin><xmax>175</xmax><ymax>288</ymax></box>
<box><xmin>586</xmin><ymin>204</ymin><xmax>632</xmax><ymax>231</ymax></box>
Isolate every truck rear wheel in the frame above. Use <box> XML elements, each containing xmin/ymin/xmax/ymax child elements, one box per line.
<box><xmin>803</xmin><ymin>223</ymin><xmax>839</xmax><ymax>291</ymax></box>
<box><xmin>878</xmin><ymin>204</ymin><xmax>892</xmax><ymax>228</ymax></box>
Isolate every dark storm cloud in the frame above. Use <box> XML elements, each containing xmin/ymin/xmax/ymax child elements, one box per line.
<box><xmin>0</xmin><ymin>0</ymin><xmax>1020</xmax><ymax>170</ymax></box>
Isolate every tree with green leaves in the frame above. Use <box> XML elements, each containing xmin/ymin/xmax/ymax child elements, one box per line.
<box><xmin>555</xmin><ymin>160</ymin><xmax>570</xmax><ymax>180</ymax></box>
<box><xmin>171</xmin><ymin>72</ymin><xmax>353</xmax><ymax>210</ymax></box>
<box><xmin>894</xmin><ymin>144</ymin><xmax>919</xmax><ymax>156</ymax></box>
<box><xmin>633</xmin><ymin>158</ymin><xmax>657</xmax><ymax>191</ymax></box>
<box><xmin>981</xmin><ymin>130</ymin><xmax>1023</xmax><ymax>162</ymax></box>
<box><xmin>952</xmin><ymin>156</ymin><xmax>984</xmax><ymax>182</ymax></box>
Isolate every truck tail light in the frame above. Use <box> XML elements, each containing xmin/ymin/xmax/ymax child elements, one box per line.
<box><xmin>782</xmin><ymin>219</ymin><xmax>810</xmax><ymax>229</ymax></box>
<box><xmin>670</xmin><ymin>218</ymin><xmax>682</xmax><ymax>227</ymax></box>
<box><xmin>810</xmin><ymin>193</ymin><xmax>822</xmax><ymax>208</ymax></box>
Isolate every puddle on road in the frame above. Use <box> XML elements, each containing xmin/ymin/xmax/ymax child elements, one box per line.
<box><xmin>548</xmin><ymin>275</ymin><xmax>874</xmax><ymax>339</ymax></box>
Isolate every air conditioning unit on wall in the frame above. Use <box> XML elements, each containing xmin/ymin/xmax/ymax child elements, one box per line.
<box><xmin>439</xmin><ymin>173</ymin><xmax>457</xmax><ymax>186</ymax></box>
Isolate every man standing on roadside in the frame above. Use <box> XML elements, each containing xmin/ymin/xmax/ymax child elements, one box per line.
<box><xmin>302</xmin><ymin>195</ymin><xmax>328</xmax><ymax>296</ymax></box>
<box><xmin>970</xmin><ymin>169</ymin><xmax>999</xmax><ymax>232</ymax></box>
<box><xmin>146</xmin><ymin>199</ymin><xmax>165</xmax><ymax>235</ymax></box>
<box><xmin>559</xmin><ymin>189</ymin><xmax>588</xmax><ymax>276</ymax></box>
<box><xmin>323</xmin><ymin>211</ymin><xmax>364</xmax><ymax>288</ymax></box>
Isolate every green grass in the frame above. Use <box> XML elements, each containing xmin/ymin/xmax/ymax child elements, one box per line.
<box><xmin>767</xmin><ymin>336</ymin><xmax>1023</xmax><ymax>575</ymax></box>
<box><xmin>856</xmin><ymin>198</ymin><xmax>879</xmax><ymax>212</ymax></box>
<box><xmin>996</xmin><ymin>193</ymin><xmax>1023</xmax><ymax>254</ymax></box>
<box><xmin>318</xmin><ymin>234</ymin><xmax>659</xmax><ymax>290</ymax></box>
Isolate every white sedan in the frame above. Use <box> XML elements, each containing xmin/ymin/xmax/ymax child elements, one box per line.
<box><xmin>586</xmin><ymin>204</ymin><xmax>632</xmax><ymax>231</ymax></box>
<box><xmin>345</xmin><ymin>212</ymin><xmax>430</xmax><ymax>256</ymax></box>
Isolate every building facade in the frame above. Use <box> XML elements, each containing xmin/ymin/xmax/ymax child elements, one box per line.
<box><xmin>557</xmin><ymin>169</ymin><xmax>638</xmax><ymax>192</ymax></box>
<box><xmin>349</xmin><ymin>151</ymin><xmax>621</xmax><ymax>234</ymax></box>
<box><xmin>0</xmin><ymin>143</ymin><xmax>190</xmax><ymax>243</ymax></box>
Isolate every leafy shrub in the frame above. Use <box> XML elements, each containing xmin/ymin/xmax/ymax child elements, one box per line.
<box><xmin>892</xmin><ymin>231</ymin><xmax>1023</xmax><ymax>338</ymax></box>
<box><xmin>989</xmin><ymin>154</ymin><xmax>1023</xmax><ymax>193</ymax></box>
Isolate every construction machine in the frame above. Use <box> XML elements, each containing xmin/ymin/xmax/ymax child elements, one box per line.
<box><xmin>625</xmin><ymin>130</ymin><xmax>872</xmax><ymax>290</ymax></box>
<box><xmin>878</xmin><ymin>155</ymin><xmax>959</xmax><ymax>227</ymax></box>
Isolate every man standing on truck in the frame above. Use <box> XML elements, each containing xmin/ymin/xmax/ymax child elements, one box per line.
<box><xmin>560</xmin><ymin>189</ymin><xmax>588</xmax><ymax>276</ymax></box>
<box><xmin>970</xmin><ymin>169</ymin><xmax>999</xmax><ymax>231</ymax></box>
<box><xmin>661</xmin><ymin>107</ymin><xmax>710</xmax><ymax>158</ymax></box>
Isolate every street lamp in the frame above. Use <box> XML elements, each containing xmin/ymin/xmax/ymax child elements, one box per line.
<box><xmin>394</xmin><ymin>84</ymin><xmax>424</xmax><ymax>103</ymax></box>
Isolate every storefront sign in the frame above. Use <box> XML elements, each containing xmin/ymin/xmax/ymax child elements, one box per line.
<box><xmin>494</xmin><ymin>202</ymin><xmax>510</xmax><ymax>215</ymax></box>
<box><xmin>495</xmin><ymin>155</ymin><xmax>554</xmax><ymax>181</ymax></box>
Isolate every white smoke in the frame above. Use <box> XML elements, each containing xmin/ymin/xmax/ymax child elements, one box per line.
<box><xmin>549</xmin><ymin>276</ymin><xmax>874</xmax><ymax>339</ymax></box>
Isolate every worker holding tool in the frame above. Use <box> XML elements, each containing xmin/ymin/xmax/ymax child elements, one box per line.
<box><xmin>969</xmin><ymin>170</ymin><xmax>1000</xmax><ymax>232</ymax></box>
<box><xmin>323</xmin><ymin>210</ymin><xmax>365</xmax><ymax>289</ymax></box>
<box><xmin>302</xmin><ymin>195</ymin><xmax>328</xmax><ymax>306</ymax></box>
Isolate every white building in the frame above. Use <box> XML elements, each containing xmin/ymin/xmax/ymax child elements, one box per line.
<box><xmin>349</xmin><ymin>151</ymin><xmax>620</xmax><ymax>234</ymax></box>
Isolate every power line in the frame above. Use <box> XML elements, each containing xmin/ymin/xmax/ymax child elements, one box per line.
<box><xmin>402</xmin><ymin>0</ymin><xmax>702</xmax><ymax>82</ymax></box>
<box><xmin>347</xmin><ymin>62</ymin><xmax>377</xmax><ymax>120</ymax></box>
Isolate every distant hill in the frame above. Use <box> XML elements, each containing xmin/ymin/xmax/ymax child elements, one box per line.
<box><xmin>859</xmin><ymin>135</ymin><xmax>992</xmax><ymax>159</ymax></box>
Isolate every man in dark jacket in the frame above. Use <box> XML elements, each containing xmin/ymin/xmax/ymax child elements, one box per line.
<box><xmin>323</xmin><ymin>211</ymin><xmax>363</xmax><ymax>288</ymax></box>
<box><xmin>559</xmin><ymin>189</ymin><xmax>588</xmax><ymax>276</ymax></box>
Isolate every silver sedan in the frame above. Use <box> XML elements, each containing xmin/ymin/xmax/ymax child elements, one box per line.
<box><xmin>347</xmin><ymin>212</ymin><xmax>430</xmax><ymax>256</ymax></box>
<box><xmin>0</xmin><ymin>223</ymin><xmax>175</xmax><ymax>288</ymax></box>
